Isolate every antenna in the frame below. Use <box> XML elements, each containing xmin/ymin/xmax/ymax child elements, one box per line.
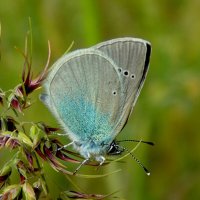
<box><xmin>118</xmin><ymin>139</ymin><xmax>154</xmax><ymax>146</ymax></box>
<box><xmin>123</xmin><ymin>147</ymin><xmax>151</xmax><ymax>176</ymax></box>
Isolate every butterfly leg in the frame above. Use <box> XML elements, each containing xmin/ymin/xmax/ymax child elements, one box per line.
<box><xmin>73</xmin><ymin>157</ymin><xmax>90</xmax><ymax>175</ymax></box>
<box><xmin>95</xmin><ymin>156</ymin><xmax>105</xmax><ymax>170</ymax></box>
<box><xmin>57</xmin><ymin>141</ymin><xmax>74</xmax><ymax>151</ymax></box>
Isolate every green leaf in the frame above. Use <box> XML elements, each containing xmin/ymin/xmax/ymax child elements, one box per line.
<box><xmin>22</xmin><ymin>182</ymin><xmax>36</xmax><ymax>200</ymax></box>
<box><xmin>0</xmin><ymin>165</ymin><xmax>12</xmax><ymax>176</ymax></box>
<box><xmin>0</xmin><ymin>130</ymin><xmax>15</xmax><ymax>136</ymax></box>
<box><xmin>29</xmin><ymin>125</ymin><xmax>44</xmax><ymax>148</ymax></box>
<box><xmin>18</xmin><ymin>166</ymin><xmax>27</xmax><ymax>180</ymax></box>
<box><xmin>2</xmin><ymin>184</ymin><xmax>22</xmax><ymax>199</ymax></box>
<box><xmin>29</xmin><ymin>125</ymin><xmax>36</xmax><ymax>139</ymax></box>
<box><xmin>0</xmin><ymin>117</ymin><xmax>7</xmax><ymax>131</ymax></box>
<box><xmin>33</xmin><ymin>178</ymin><xmax>48</xmax><ymax>196</ymax></box>
<box><xmin>18</xmin><ymin>131</ymin><xmax>33</xmax><ymax>148</ymax></box>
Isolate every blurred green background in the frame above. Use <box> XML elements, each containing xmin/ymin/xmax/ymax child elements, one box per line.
<box><xmin>0</xmin><ymin>0</ymin><xmax>200</xmax><ymax>199</ymax></box>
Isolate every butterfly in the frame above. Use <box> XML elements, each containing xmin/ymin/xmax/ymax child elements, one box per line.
<box><xmin>40</xmin><ymin>37</ymin><xmax>151</xmax><ymax>174</ymax></box>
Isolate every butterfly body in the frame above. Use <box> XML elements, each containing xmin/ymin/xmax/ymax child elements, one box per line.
<box><xmin>41</xmin><ymin>37</ymin><xmax>151</xmax><ymax>165</ymax></box>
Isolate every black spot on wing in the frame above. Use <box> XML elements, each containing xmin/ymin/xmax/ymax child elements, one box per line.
<box><xmin>40</xmin><ymin>94</ymin><xmax>48</xmax><ymax>103</ymax></box>
<box><xmin>40</xmin><ymin>93</ymin><xmax>51</xmax><ymax>107</ymax></box>
<box><xmin>123</xmin><ymin>70</ymin><xmax>129</xmax><ymax>77</ymax></box>
<box><xmin>118</xmin><ymin>68</ymin><xmax>122</xmax><ymax>73</ymax></box>
<box><xmin>131</xmin><ymin>74</ymin><xmax>135</xmax><ymax>79</ymax></box>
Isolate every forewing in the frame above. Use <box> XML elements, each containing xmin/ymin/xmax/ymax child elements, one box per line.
<box><xmin>92</xmin><ymin>38</ymin><xmax>151</xmax><ymax>135</ymax></box>
<box><xmin>42</xmin><ymin>49</ymin><xmax>124</xmax><ymax>142</ymax></box>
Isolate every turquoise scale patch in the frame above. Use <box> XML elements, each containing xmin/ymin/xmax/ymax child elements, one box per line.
<box><xmin>53</xmin><ymin>94</ymin><xmax>113</xmax><ymax>142</ymax></box>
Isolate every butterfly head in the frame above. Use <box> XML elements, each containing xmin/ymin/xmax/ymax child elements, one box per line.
<box><xmin>106</xmin><ymin>140</ymin><xmax>124</xmax><ymax>155</ymax></box>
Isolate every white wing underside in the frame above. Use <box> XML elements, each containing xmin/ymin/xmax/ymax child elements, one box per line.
<box><xmin>41</xmin><ymin>38</ymin><xmax>151</xmax><ymax>142</ymax></box>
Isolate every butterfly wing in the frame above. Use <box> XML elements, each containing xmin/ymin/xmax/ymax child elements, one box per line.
<box><xmin>41</xmin><ymin>49</ymin><xmax>125</xmax><ymax>143</ymax></box>
<box><xmin>92</xmin><ymin>38</ymin><xmax>151</xmax><ymax>136</ymax></box>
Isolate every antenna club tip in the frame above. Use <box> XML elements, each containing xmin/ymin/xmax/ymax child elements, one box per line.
<box><xmin>149</xmin><ymin>142</ymin><xmax>155</xmax><ymax>146</ymax></box>
<box><xmin>144</xmin><ymin>167</ymin><xmax>151</xmax><ymax>176</ymax></box>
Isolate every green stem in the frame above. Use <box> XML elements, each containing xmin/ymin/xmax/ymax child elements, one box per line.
<box><xmin>34</xmin><ymin>152</ymin><xmax>50</xmax><ymax>194</ymax></box>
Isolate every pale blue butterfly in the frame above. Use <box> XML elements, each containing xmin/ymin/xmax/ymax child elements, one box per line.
<box><xmin>40</xmin><ymin>37</ymin><xmax>151</xmax><ymax>174</ymax></box>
